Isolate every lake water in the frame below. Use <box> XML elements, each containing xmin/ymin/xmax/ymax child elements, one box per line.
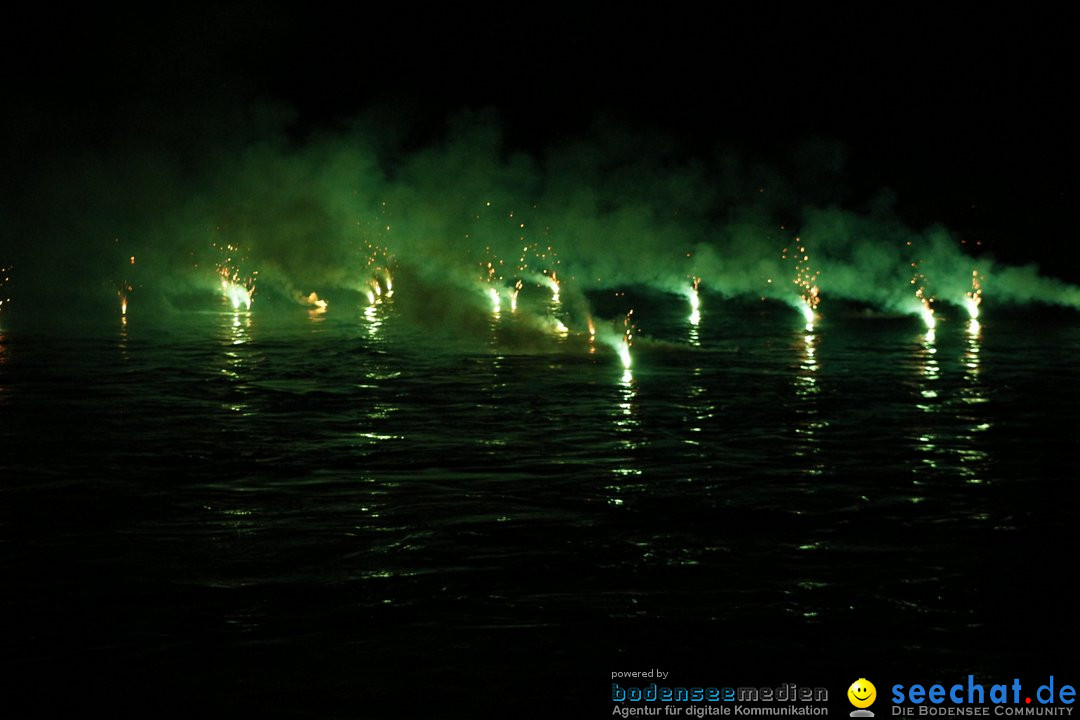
<box><xmin>3</xmin><ymin>294</ymin><xmax>1078</xmax><ymax>716</ymax></box>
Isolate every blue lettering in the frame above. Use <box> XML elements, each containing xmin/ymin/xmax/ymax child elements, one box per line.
<box><xmin>951</xmin><ymin>685</ymin><xmax>964</xmax><ymax>703</ymax></box>
<box><xmin>659</xmin><ymin>687</ymin><xmax>673</xmax><ymax>702</ymax></box>
<box><xmin>911</xmin><ymin>685</ymin><xmax>925</xmax><ymax>704</ymax></box>
<box><xmin>929</xmin><ymin>686</ymin><xmax>945</xmax><ymax>704</ymax></box>
<box><xmin>1037</xmin><ymin>678</ymin><xmax>1055</xmax><ymax>705</ymax></box>
<box><xmin>1060</xmin><ymin>686</ymin><xmax>1075</xmax><ymax>705</ymax></box>
<box><xmin>893</xmin><ymin>685</ymin><xmax>906</xmax><ymax>704</ymax></box>
<box><xmin>968</xmin><ymin>676</ymin><xmax>984</xmax><ymax>704</ymax></box>
<box><xmin>613</xmin><ymin>684</ymin><xmax>626</xmax><ymax>701</ymax></box>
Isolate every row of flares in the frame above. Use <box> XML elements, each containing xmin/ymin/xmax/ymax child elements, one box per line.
<box><xmin>1</xmin><ymin>237</ymin><xmax>987</xmax><ymax>372</ymax></box>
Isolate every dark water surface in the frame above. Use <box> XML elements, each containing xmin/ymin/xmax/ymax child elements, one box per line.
<box><xmin>2</xmin><ymin>297</ymin><xmax>1078</xmax><ymax>716</ymax></box>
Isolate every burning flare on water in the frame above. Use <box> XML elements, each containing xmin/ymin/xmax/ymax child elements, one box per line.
<box><xmin>916</xmin><ymin>287</ymin><xmax>935</xmax><ymax>329</ymax></box>
<box><xmin>118</xmin><ymin>284</ymin><xmax>133</xmax><ymax>316</ymax></box>
<box><xmin>784</xmin><ymin>238</ymin><xmax>820</xmax><ymax>329</ymax></box>
<box><xmin>964</xmin><ymin>270</ymin><xmax>982</xmax><ymax>320</ymax></box>
<box><xmin>619</xmin><ymin>309</ymin><xmax>634</xmax><ymax>369</ymax></box>
<box><xmin>543</xmin><ymin>271</ymin><xmax>560</xmax><ymax>303</ymax></box>
<box><xmin>222</xmin><ymin>278</ymin><xmax>254</xmax><ymax>310</ymax></box>
<box><xmin>911</xmin><ymin>260</ymin><xmax>935</xmax><ymax>329</ymax></box>
<box><xmin>510</xmin><ymin>279</ymin><xmax>522</xmax><ymax>312</ymax></box>
<box><xmin>302</xmin><ymin>291</ymin><xmax>328</xmax><ymax>314</ymax></box>
<box><xmin>688</xmin><ymin>276</ymin><xmax>701</xmax><ymax>326</ymax></box>
<box><xmin>214</xmin><ymin>243</ymin><xmax>256</xmax><ymax>310</ymax></box>
<box><xmin>117</xmin><ymin>256</ymin><xmax>135</xmax><ymax>316</ymax></box>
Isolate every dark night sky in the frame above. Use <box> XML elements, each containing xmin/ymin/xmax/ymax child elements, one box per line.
<box><xmin>2</xmin><ymin>4</ymin><xmax>1075</xmax><ymax>272</ymax></box>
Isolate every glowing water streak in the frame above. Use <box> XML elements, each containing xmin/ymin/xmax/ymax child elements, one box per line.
<box><xmin>795</xmin><ymin>331</ymin><xmax>820</xmax><ymax>401</ymax></box>
<box><xmin>363</xmin><ymin>303</ymin><xmax>383</xmax><ymax>338</ymax></box>
<box><xmin>488</xmin><ymin>287</ymin><xmax>501</xmax><ymax>314</ymax></box>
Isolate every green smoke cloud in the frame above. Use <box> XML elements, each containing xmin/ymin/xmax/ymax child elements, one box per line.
<box><xmin>2</xmin><ymin>105</ymin><xmax>1077</xmax><ymax>339</ymax></box>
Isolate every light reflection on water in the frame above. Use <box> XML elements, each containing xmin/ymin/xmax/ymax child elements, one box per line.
<box><xmin>219</xmin><ymin>309</ymin><xmax>254</xmax><ymax>415</ymax></box>
<box><xmin>2</xmin><ymin>302</ymin><xmax>1079</xmax><ymax>690</ymax></box>
<box><xmin>957</xmin><ymin>317</ymin><xmax>990</xmax><ymax>484</ymax></box>
<box><xmin>608</xmin><ymin>364</ymin><xmax>641</xmax><ymax>506</ymax></box>
<box><xmin>793</xmin><ymin>329</ymin><xmax>826</xmax><ymax>474</ymax></box>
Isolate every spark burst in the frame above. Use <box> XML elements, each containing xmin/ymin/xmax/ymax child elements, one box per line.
<box><xmin>783</xmin><ymin>238</ymin><xmax>820</xmax><ymax>329</ymax></box>
<box><xmin>1</xmin><ymin>264</ymin><xmax>13</xmax><ymax>311</ymax></box>
<box><xmin>910</xmin><ymin>260</ymin><xmax>935</xmax><ymax>329</ymax></box>
<box><xmin>515</xmin><ymin>234</ymin><xmax>561</xmax><ymax>303</ymax></box>
<box><xmin>213</xmin><ymin>242</ymin><xmax>256</xmax><ymax>310</ymax></box>
<box><xmin>360</xmin><ymin>238</ymin><xmax>395</xmax><ymax>304</ymax></box>
<box><xmin>117</xmin><ymin>255</ymin><xmax>135</xmax><ymax>316</ymax></box>
<box><xmin>619</xmin><ymin>309</ymin><xmax>635</xmax><ymax>369</ymax></box>
<box><xmin>481</xmin><ymin>249</ymin><xmax>505</xmax><ymax>314</ymax></box>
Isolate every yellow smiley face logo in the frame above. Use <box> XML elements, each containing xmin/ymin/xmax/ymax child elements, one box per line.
<box><xmin>848</xmin><ymin>679</ymin><xmax>877</xmax><ymax>708</ymax></box>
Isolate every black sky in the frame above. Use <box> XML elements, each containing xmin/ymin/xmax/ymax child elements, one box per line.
<box><xmin>2</xmin><ymin>4</ymin><xmax>1075</xmax><ymax>271</ymax></box>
